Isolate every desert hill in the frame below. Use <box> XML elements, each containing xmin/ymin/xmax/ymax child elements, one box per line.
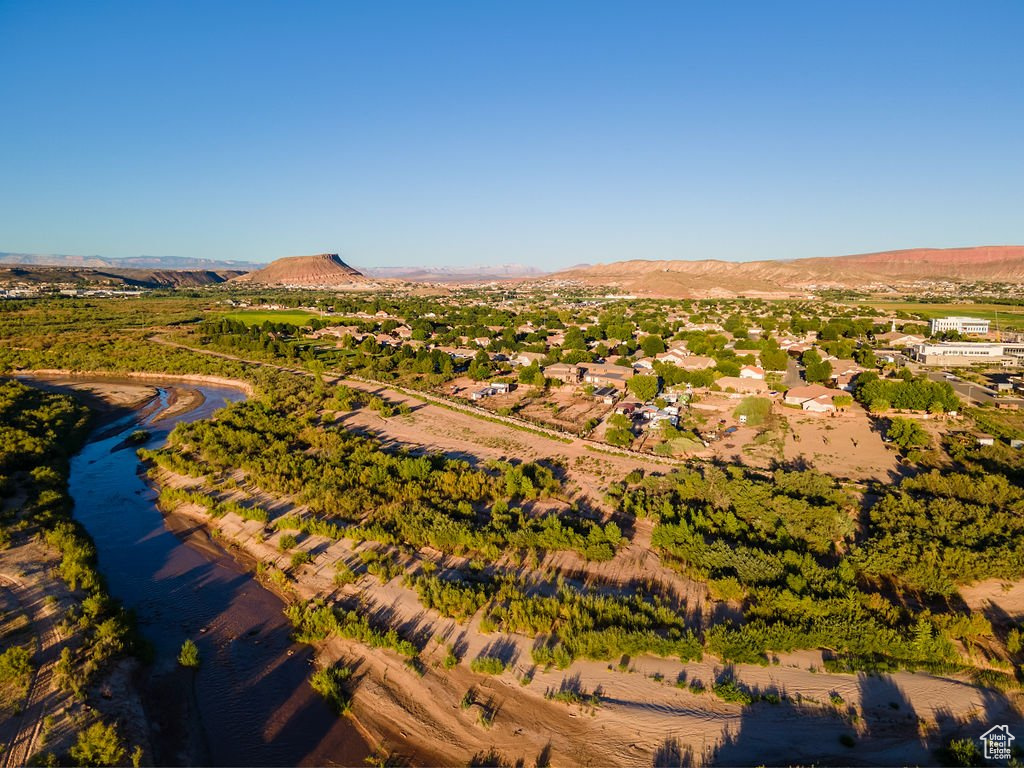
<box><xmin>546</xmin><ymin>245</ymin><xmax>1024</xmax><ymax>296</ymax></box>
<box><xmin>231</xmin><ymin>253</ymin><xmax>369</xmax><ymax>287</ymax></box>
<box><xmin>0</xmin><ymin>265</ymin><xmax>243</xmax><ymax>288</ymax></box>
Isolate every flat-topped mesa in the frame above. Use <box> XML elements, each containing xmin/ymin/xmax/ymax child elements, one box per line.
<box><xmin>232</xmin><ymin>253</ymin><xmax>368</xmax><ymax>286</ymax></box>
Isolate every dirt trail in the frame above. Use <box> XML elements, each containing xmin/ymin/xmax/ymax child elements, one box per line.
<box><xmin>0</xmin><ymin>573</ymin><xmax>63</xmax><ymax>768</ymax></box>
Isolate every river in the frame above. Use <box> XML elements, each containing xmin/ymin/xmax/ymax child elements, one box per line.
<box><xmin>62</xmin><ymin>379</ymin><xmax>369</xmax><ymax>766</ymax></box>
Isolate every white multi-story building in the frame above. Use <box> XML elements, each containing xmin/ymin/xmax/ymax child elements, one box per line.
<box><xmin>912</xmin><ymin>341</ymin><xmax>1024</xmax><ymax>366</ymax></box>
<box><xmin>930</xmin><ymin>316</ymin><xmax>991</xmax><ymax>335</ymax></box>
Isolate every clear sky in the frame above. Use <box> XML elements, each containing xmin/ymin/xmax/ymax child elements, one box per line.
<box><xmin>1</xmin><ymin>1</ymin><xmax>1022</xmax><ymax>268</ymax></box>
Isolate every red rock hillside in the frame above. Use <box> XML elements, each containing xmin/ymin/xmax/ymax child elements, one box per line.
<box><xmin>232</xmin><ymin>254</ymin><xmax>368</xmax><ymax>287</ymax></box>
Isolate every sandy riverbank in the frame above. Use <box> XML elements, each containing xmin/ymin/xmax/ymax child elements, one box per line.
<box><xmin>16</xmin><ymin>369</ymin><xmax>255</xmax><ymax>398</ymax></box>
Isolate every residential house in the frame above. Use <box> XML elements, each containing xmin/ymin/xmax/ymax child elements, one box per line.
<box><xmin>784</xmin><ymin>384</ymin><xmax>846</xmax><ymax>412</ymax></box>
<box><xmin>543</xmin><ymin>363</ymin><xmax>582</xmax><ymax>384</ymax></box>
<box><xmin>875</xmin><ymin>331</ymin><xmax>926</xmax><ymax>347</ymax></box>
<box><xmin>655</xmin><ymin>350</ymin><xmax>690</xmax><ymax>367</ymax></box>
<box><xmin>829</xmin><ymin>361</ymin><xmax>863</xmax><ymax>392</ymax></box>
<box><xmin>782</xmin><ymin>342</ymin><xmax>813</xmax><ymax>356</ymax></box>
<box><xmin>438</xmin><ymin>346</ymin><xmax>480</xmax><ymax>360</ymax></box>
<box><xmin>677</xmin><ymin>355</ymin><xmax>716</xmax><ymax>371</ymax></box>
<box><xmin>512</xmin><ymin>351</ymin><xmax>547</xmax><ymax>367</ymax></box>
<box><xmin>580</xmin><ymin>362</ymin><xmax>635</xmax><ymax>390</ymax></box>
<box><xmin>615</xmin><ymin>401</ymin><xmax>639</xmax><ymax>416</ymax></box>
<box><xmin>739</xmin><ymin>365</ymin><xmax>765</xmax><ymax>380</ymax></box>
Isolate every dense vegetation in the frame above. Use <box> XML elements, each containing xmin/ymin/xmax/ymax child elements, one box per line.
<box><xmin>610</xmin><ymin>466</ymin><xmax>998</xmax><ymax>671</ymax></box>
<box><xmin>145</xmin><ymin>390</ymin><xmax>622</xmax><ymax>562</ymax></box>
<box><xmin>854</xmin><ymin>371</ymin><xmax>960</xmax><ymax>413</ymax></box>
<box><xmin>854</xmin><ymin>471</ymin><xmax>1024</xmax><ymax>596</ymax></box>
<box><xmin>0</xmin><ymin>382</ymin><xmax>135</xmax><ymax>687</ymax></box>
<box><xmin>0</xmin><ymin>380</ymin><xmax>138</xmax><ymax>762</ymax></box>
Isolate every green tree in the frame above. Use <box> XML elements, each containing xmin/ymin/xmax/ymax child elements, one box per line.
<box><xmin>943</xmin><ymin>738</ymin><xmax>983</xmax><ymax>767</ymax></box>
<box><xmin>802</xmin><ymin>350</ymin><xmax>833</xmax><ymax>384</ymax></box>
<box><xmin>639</xmin><ymin>335</ymin><xmax>666</xmax><ymax>356</ymax></box>
<box><xmin>69</xmin><ymin>721</ymin><xmax>126</xmax><ymax>767</ymax></box>
<box><xmin>310</xmin><ymin>664</ymin><xmax>353</xmax><ymax>715</ymax></box>
<box><xmin>853</xmin><ymin>347</ymin><xmax>876</xmax><ymax>368</ymax></box>
<box><xmin>760</xmin><ymin>348</ymin><xmax>788</xmax><ymax>372</ymax></box>
<box><xmin>563</xmin><ymin>327</ymin><xmax>587</xmax><ymax>350</ymax></box>
<box><xmin>886</xmin><ymin>417</ymin><xmax>929</xmax><ymax>451</ymax></box>
<box><xmin>627</xmin><ymin>375</ymin><xmax>659</xmax><ymax>402</ymax></box>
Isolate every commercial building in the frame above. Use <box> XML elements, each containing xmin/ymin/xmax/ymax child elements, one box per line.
<box><xmin>911</xmin><ymin>342</ymin><xmax>1024</xmax><ymax>366</ymax></box>
<box><xmin>929</xmin><ymin>316</ymin><xmax>991</xmax><ymax>335</ymax></box>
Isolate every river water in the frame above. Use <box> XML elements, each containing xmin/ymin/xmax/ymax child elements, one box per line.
<box><xmin>64</xmin><ymin>380</ymin><xmax>369</xmax><ymax>766</ymax></box>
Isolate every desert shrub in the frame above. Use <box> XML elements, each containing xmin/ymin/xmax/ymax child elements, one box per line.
<box><xmin>310</xmin><ymin>664</ymin><xmax>353</xmax><ymax>715</ymax></box>
<box><xmin>178</xmin><ymin>639</ymin><xmax>200</xmax><ymax>668</ymax></box>
<box><xmin>469</xmin><ymin>656</ymin><xmax>506</xmax><ymax>675</ymax></box>
<box><xmin>0</xmin><ymin>646</ymin><xmax>33</xmax><ymax>710</ymax></box>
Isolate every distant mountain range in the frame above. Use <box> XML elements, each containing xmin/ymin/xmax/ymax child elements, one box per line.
<box><xmin>0</xmin><ymin>252</ymin><xmax>545</xmax><ymax>283</ymax></box>
<box><xmin>4</xmin><ymin>246</ymin><xmax>1024</xmax><ymax>295</ymax></box>
<box><xmin>361</xmin><ymin>264</ymin><xmax>546</xmax><ymax>282</ymax></box>
<box><xmin>0</xmin><ymin>252</ymin><xmax>264</xmax><ymax>271</ymax></box>
<box><xmin>546</xmin><ymin>246</ymin><xmax>1024</xmax><ymax>296</ymax></box>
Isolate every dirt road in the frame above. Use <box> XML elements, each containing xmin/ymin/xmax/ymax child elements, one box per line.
<box><xmin>0</xmin><ymin>573</ymin><xmax>63</xmax><ymax>768</ymax></box>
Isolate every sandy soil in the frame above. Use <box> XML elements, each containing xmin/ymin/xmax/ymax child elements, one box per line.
<box><xmin>159</xmin><ymin>386</ymin><xmax>205</xmax><ymax>421</ymax></box>
<box><xmin>18</xmin><ymin>368</ymin><xmax>255</xmax><ymax>398</ymax></box>
<box><xmin>960</xmin><ymin>580</ymin><xmax>1024</xmax><ymax>622</ymax></box>
<box><xmin>0</xmin><ymin>541</ymin><xmax>83</xmax><ymax>766</ymax></box>
<box><xmin>783</xmin><ymin>406</ymin><xmax>904</xmax><ymax>483</ymax></box>
<box><xmin>333</xmin><ymin>388</ymin><xmax>668</xmax><ymax>515</ymax></box>
<box><xmin>18</xmin><ymin>373</ymin><xmax>221</xmax><ymax>430</ymax></box>
<box><xmin>15</xmin><ymin>376</ymin><xmax>158</xmax><ymax>412</ymax></box>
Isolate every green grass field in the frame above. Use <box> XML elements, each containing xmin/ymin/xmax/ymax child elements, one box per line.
<box><xmin>222</xmin><ymin>310</ymin><xmax>320</xmax><ymax>326</ymax></box>
<box><xmin>864</xmin><ymin>302</ymin><xmax>1024</xmax><ymax>330</ymax></box>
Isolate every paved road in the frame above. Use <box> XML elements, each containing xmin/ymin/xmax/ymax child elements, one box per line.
<box><xmin>0</xmin><ymin>574</ymin><xmax>63</xmax><ymax>768</ymax></box>
<box><xmin>783</xmin><ymin>357</ymin><xmax>803</xmax><ymax>388</ymax></box>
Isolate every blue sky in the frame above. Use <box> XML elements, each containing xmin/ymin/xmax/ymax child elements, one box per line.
<box><xmin>1</xmin><ymin>1</ymin><xmax>1022</xmax><ymax>268</ymax></box>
